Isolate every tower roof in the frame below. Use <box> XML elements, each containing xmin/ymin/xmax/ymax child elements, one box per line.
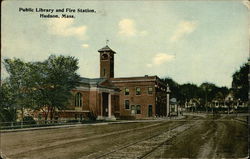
<box><xmin>98</xmin><ymin>45</ymin><xmax>116</xmax><ymax>53</ymax></box>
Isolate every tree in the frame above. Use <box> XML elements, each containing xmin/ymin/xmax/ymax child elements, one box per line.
<box><xmin>0</xmin><ymin>81</ymin><xmax>16</xmax><ymax>122</ymax></box>
<box><xmin>3</xmin><ymin>55</ymin><xmax>81</xmax><ymax>121</ymax></box>
<box><xmin>179</xmin><ymin>83</ymin><xmax>202</xmax><ymax>106</ymax></box>
<box><xmin>200</xmin><ymin>82</ymin><xmax>217</xmax><ymax>104</ymax></box>
<box><xmin>232</xmin><ymin>62</ymin><xmax>248</xmax><ymax>102</ymax></box>
<box><xmin>214</xmin><ymin>87</ymin><xmax>229</xmax><ymax>102</ymax></box>
<box><xmin>163</xmin><ymin>77</ymin><xmax>231</xmax><ymax>113</ymax></box>
<box><xmin>162</xmin><ymin>77</ymin><xmax>180</xmax><ymax>100</ymax></box>
<box><xmin>34</xmin><ymin>55</ymin><xmax>81</xmax><ymax>120</ymax></box>
<box><xmin>3</xmin><ymin>59</ymin><xmax>35</xmax><ymax>122</ymax></box>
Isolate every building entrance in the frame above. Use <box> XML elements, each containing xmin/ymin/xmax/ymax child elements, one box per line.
<box><xmin>102</xmin><ymin>93</ymin><xmax>109</xmax><ymax>117</ymax></box>
<box><xmin>148</xmin><ymin>105</ymin><xmax>153</xmax><ymax>117</ymax></box>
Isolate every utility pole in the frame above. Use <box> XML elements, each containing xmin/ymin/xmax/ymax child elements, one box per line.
<box><xmin>166</xmin><ymin>85</ymin><xmax>171</xmax><ymax>117</ymax></box>
<box><xmin>0</xmin><ymin>49</ymin><xmax>1</xmax><ymax>85</ymax></box>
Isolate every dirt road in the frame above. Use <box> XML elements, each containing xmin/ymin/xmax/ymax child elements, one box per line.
<box><xmin>148</xmin><ymin>115</ymin><xmax>248</xmax><ymax>158</ymax></box>
<box><xmin>0</xmin><ymin>115</ymin><xmax>248</xmax><ymax>159</ymax></box>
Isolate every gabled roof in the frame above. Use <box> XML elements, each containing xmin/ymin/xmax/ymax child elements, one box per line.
<box><xmin>98</xmin><ymin>45</ymin><xmax>116</xmax><ymax>53</ymax></box>
<box><xmin>79</xmin><ymin>77</ymin><xmax>119</xmax><ymax>90</ymax></box>
<box><xmin>80</xmin><ymin>77</ymin><xmax>106</xmax><ymax>85</ymax></box>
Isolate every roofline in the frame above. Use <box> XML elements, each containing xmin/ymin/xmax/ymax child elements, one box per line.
<box><xmin>110</xmin><ymin>75</ymin><xmax>168</xmax><ymax>87</ymax></box>
<box><xmin>110</xmin><ymin>75</ymin><xmax>158</xmax><ymax>80</ymax></box>
<box><xmin>98</xmin><ymin>51</ymin><xmax>116</xmax><ymax>54</ymax></box>
<box><xmin>98</xmin><ymin>45</ymin><xmax>116</xmax><ymax>53</ymax></box>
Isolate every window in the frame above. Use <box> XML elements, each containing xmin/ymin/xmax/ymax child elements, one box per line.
<box><xmin>101</xmin><ymin>54</ymin><xmax>108</xmax><ymax>60</ymax></box>
<box><xmin>136</xmin><ymin>87</ymin><xmax>141</xmax><ymax>95</ymax></box>
<box><xmin>148</xmin><ymin>87</ymin><xmax>153</xmax><ymax>94</ymax></box>
<box><xmin>75</xmin><ymin>92</ymin><xmax>82</xmax><ymax>107</ymax></box>
<box><xmin>125</xmin><ymin>100</ymin><xmax>130</xmax><ymax>109</ymax></box>
<box><xmin>136</xmin><ymin>105</ymin><xmax>141</xmax><ymax>114</ymax></box>
<box><xmin>125</xmin><ymin>88</ymin><xmax>129</xmax><ymax>95</ymax></box>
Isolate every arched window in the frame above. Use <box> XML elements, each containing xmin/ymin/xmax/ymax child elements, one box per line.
<box><xmin>101</xmin><ymin>54</ymin><xmax>108</xmax><ymax>60</ymax></box>
<box><xmin>75</xmin><ymin>92</ymin><xmax>82</xmax><ymax>107</ymax></box>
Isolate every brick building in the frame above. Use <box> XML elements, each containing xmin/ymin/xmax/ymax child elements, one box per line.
<box><xmin>58</xmin><ymin>45</ymin><xmax>170</xmax><ymax>120</ymax></box>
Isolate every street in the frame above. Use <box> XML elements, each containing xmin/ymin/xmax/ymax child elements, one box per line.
<box><xmin>0</xmin><ymin>115</ymin><xmax>248</xmax><ymax>159</ymax></box>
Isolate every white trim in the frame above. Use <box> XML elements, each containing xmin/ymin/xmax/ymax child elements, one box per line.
<box><xmin>108</xmin><ymin>93</ymin><xmax>112</xmax><ymax>118</ymax></box>
<box><xmin>90</xmin><ymin>87</ymin><xmax>117</xmax><ymax>93</ymax></box>
<box><xmin>74</xmin><ymin>86</ymin><xmax>118</xmax><ymax>93</ymax></box>
<box><xmin>90</xmin><ymin>87</ymin><xmax>98</xmax><ymax>91</ymax></box>
<box><xmin>167</xmin><ymin>93</ymin><xmax>170</xmax><ymax>117</ymax></box>
<box><xmin>111</xmin><ymin>79</ymin><xmax>156</xmax><ymax>83</ymax></box>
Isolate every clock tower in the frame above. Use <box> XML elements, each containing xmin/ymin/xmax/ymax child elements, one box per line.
<box><xmin>98</xmin><ymin>45</ymin><xmax>116</xmax><ymax>79</ymax></box>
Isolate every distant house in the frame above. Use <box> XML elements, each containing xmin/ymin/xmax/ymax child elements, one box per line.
<box><xmin>170</xmin><ymin>98</ymin><xmax>179</xmax><ymax>115</ymax></box>
<box><xmin>225</xmin><ymin>93</ymin><xmax>234</xmax><ymax>102</ymax></box>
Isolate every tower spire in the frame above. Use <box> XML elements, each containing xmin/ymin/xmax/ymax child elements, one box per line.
<box><xmin>98</xmin><ymin>44</ymin><xmax>116</xmax><ymax>79</ymax></box>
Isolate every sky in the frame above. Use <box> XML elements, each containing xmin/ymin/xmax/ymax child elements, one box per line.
<box><xmin>1</xmin><ymin>0</ymin><xmax>249</xmax><ymax>88</ymax></box>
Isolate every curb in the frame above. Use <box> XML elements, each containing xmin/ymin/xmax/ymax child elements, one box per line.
<box><xmin>0</xmin><ymin>116</ymin><xmax>185</xmax><ymax>133</ymax></box>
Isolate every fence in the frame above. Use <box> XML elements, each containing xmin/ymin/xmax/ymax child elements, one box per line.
<box><xmin>0</xmin><ymin>119</ymin><xmax>90</xmax><ymax>130</ymax></box>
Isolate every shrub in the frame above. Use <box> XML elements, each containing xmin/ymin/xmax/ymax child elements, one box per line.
<box><xmin>119</xmin><ymin>116</ymin><xmax>136</xmax><ymax>120</ymax></box>
<box><xmin>23</xmin><ymin>116</ymin><xmax>36</xmax><ymax>125</ymax></box>
<box><xmin>87</xmin><ymin>112</ymin><xmax>97</xmax><ymax>121</ymax></box>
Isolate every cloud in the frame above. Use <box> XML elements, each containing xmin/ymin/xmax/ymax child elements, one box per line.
<box><xmin>153</xmin><ymin>53</ymin><xmax>175</xmax><ymax>65</ymax></box>
<box><xmin>147</xmin><ymin>53</ymin><xmax>175</xmax><ymax>67</ymax></box>
<box><xmin>139</xmin><ymin>30</ymin><xmax>148</xmax><ymax>36</ymax></box>
<box><xmin>170</xmin><ymin>21</ymin><xmax>197</xmax><ymax>42</ymax></box>
<box><xmin>242</xmin><ymin>0</ymin><xmax>250</xmax><ymax>9</ymax></box>
<box><xmin>46</xmin><ymin>19</ymin><xmax>87</xmax><ymax>38</ymax></box>
<box><xmin>146</xmin><ymin>64</ymin><xmax>153</xmax><ymax>68</ymax></box>
<box><xmin>118</xmin><ymin>18</ymin><xmax>147</xmax><ymax>37</ymax></box>
<box><xmin>82</xmin><ymin>44</ymin><xmax>89</xmax><ymax>48</ymax></box>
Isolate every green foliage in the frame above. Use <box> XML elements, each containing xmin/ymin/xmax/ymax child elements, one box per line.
<box><xmin>162</xmin><ymin>78</ymin><xmax>230</xmax><ymax>107</ymax></box>
<box><xmin>2</xmin><ymin>55</ymin><xmax>81</xmax><ymax>121</ymax></box>
<box><xmin>23</xmin><ymin>116</ymin><xmax>36</xmax><ymax>125</ymax></box>
<box><xmin>179</xmin><ymin>83</ymin><xmax>202</xmax><ymax>103</ymax></box>
<box><xmin>163</xmin><ymin>77</ymin><xmax>181</xmax><ymax>99</ymax></box>
<box><xmin>0</xmin><ymin>81</ymin><xmax>17</xmax><ymax>122</ymax></box>
<box><xmin>0</xmin><ymin>108</ymin><xmax>16</xmax><ymax>122</ymax></box>
<box><xmin>32</xmin><ymin>55</ymin><xmax>81</xmax><ymax>116</ymax></box>
<box><xmin>3</xmin><ymin>59</ymin><xmax>35</xmax><ymax>109</ymax></box>
<box><xmin>232</xmin><ymin>62</ymin><xmax>248</xmax><ymax>102</ymax></box>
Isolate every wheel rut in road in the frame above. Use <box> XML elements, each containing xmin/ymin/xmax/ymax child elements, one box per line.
<box><xmin>5</xmin><ymin>120</ymin><xmax>174</xmax><ymax>158</ymax></box>
<box><xmin>92</xmin><ymin>120</ymin><xmax>200</xmax><ymax>159</ymax></box>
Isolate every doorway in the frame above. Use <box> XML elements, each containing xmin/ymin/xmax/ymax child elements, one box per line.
<box><xmin>148</xmin><ymin>105</ymin><xmax>153</xmax><ymax>117</ymax></box>
<box><xmin>102</xmin><ymin>93</ymin><xmax>109</xmax><ymax>117</ymax></box>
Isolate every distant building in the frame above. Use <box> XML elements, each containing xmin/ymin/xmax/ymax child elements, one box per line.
<box><xmin>56</xmin><ymin>45</ymin><xmax>170</xmax><ymax>120</ymax></box>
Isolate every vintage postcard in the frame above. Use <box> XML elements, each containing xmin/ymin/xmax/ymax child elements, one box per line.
<box><xmin>1</xmin><ymin>0</ymin><xmax>249</xmax><ymax>159</ymax></box>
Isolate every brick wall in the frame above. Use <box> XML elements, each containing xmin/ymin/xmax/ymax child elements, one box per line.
<box><xmin>71</xmin><ymin>90</ymin><xmax>90</xmax><ymax>111</ymax></box>
<box><xmin>111</xmin><ymin>77</ymin><xmax>156</xmax><ymax>119</ymax></box>
<box><xmin>111</xmin><ymin>76</ymin><xmax>168</xmax><ymax>119</ymax></box>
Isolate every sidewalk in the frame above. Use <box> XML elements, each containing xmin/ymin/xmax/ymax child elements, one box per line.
<box><xmin>0</xmin><ymin>116</ymin><xmax>186</xmax><ymax>133</ymax></box>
